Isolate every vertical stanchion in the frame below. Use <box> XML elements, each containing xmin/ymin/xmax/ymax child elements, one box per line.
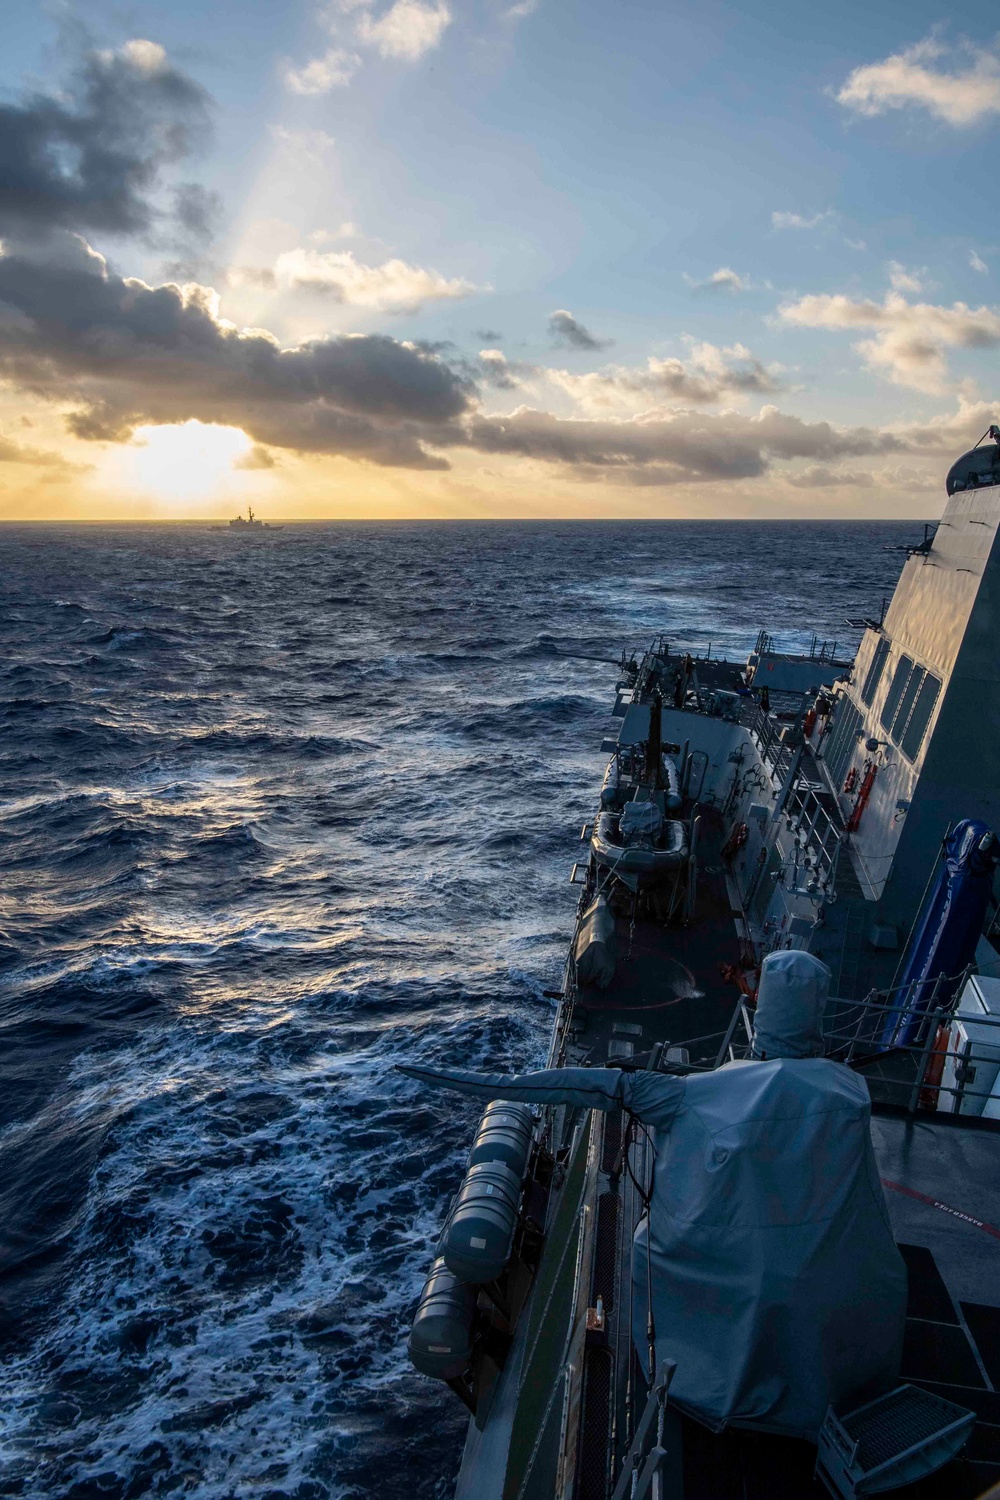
<box><xmin>908</xmin><ymin>973</ymin><xmax>945</xmax><ymax>1115</ymax></box>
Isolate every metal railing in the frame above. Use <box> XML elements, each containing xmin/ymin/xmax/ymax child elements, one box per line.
<box><xmin>741</xmin><ymin>702</ymin><xmax>845</xmax><ymax>898</ymax></box>
<box><xmin>610</xmin><ymin>1361</ymin><xmax>678</xmax><ymax>1500</ymax></box>
<box><xmin>779</xmin><ymin>779</ymin><xmax>845</xmax><ymax>899</ymax></box>
<box><xmin>720</xmin><ymin>968</ymin><xmax>1000</xmax><ymax>1117</ymax></box>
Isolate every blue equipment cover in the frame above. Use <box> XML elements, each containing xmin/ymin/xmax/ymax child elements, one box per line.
<box><xmin>881</xmin><ymin>818</ymin><xmax>999</xmax><ymax>1048</ymax></box>
<box><xmin>401</xmin><ymin>989</ymin><xmax>906</xmax><ymax>1439</ymax></box>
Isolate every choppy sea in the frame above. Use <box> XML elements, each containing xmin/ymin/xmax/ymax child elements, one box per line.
<box><xmin>0</xmin><ymin>519</ymin><xmax>912</xmax><ymax>1499</ymax></box>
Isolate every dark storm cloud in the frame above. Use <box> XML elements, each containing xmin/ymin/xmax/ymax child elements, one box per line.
<box><xmin>0</xmin><ymin>249</ymin><xmax>472</xmax><ymax>468</ymax></box>
<box><xmin>548</xmin><ymin>309</ymin><xmax>613</xmax><ymax>352</ymax></box>
<box><xmin>171</xmin><ymin>182</ymin><xmax>223</xmax><ymax>242</ymax></box>
<box><xmin>0</xmin><ymin>40</ymin><xmax>213</xmax><ymax>241</ymax></box>
<box><xmin>0</xmin><ymin>42</ymin><xmax>929</xmax><ymax>489</ymax></box>
<box><xmin>463</xmin><ymin>406</ymin><xmax>906</xmax><ymax>484</ymax></box>
<box><xmin>0</xmin><ymin>241</ymin><xmax>921</xmax><ymax>479</ymax></box>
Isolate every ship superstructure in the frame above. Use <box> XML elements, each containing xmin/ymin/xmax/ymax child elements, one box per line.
<box><xmin>403</xmin><ymin>431</ymin><xmax>1000</xmax><ymax>1500</ymax></box>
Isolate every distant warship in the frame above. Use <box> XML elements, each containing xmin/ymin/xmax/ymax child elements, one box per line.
<box><xmin>228</xmin><ymin>507</ymin><xmax>281</xmax><ymax>530</ymax></box>
<box><xmin>402</xmin><ymin>426</ymin><xmax>1000</xmax><ymax>1500</ymax></box>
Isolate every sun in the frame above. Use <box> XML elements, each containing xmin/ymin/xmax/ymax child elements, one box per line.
<box><xmin>98</xmin><ymin>421</ymin><xmax>269</xmax><ymax>513</ymax></box>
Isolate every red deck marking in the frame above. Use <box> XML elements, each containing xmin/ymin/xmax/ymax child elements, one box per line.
<box><xmin>881</xmin><ymin>1177</ymin><xmax>1000</xmax><ymax>1241</ymax></box>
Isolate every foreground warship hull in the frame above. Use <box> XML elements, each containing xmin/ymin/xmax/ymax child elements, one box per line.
<box><xmin>405</xmin><ymin>431</ymin><xmax>1000</xmax><ymax>1500</ymax></box>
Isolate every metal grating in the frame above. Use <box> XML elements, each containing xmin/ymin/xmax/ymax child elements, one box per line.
<box><xmin>575</xmin><ymin>1347</ymin><xmax>613</xmax><ymax>1500</ymax></box>
<box><xmin>843</xmin><ymin>1386</ymin><xmax>965</xmax><ymax>1472</ymax></box>
<box><xmin>592</xmin><ymin>1191</ymin><xmax>620</xmax><ymax>1312</ymax></box>
<box><xmin>601</xmin><ymin>1108</ymin><xmax>622</xmax><ymax>1174</ymax></box>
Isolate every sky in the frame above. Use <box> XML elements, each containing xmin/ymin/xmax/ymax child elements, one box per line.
<box><xmin>0</xmin><ymin>1</ymin><xmax>998</xmax><ymax>520</ymax></box>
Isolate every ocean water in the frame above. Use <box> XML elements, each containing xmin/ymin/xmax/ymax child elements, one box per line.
<box><xmin>0</xmin><ymin>519</ymin><xmax>912</xmax><ymax>1499</ymax></box>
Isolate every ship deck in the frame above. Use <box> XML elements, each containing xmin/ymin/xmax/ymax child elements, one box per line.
<box><xmin>555</xmin><ymin>811</ymin><xmax>1000</xmax><ymax>1499</ymax></box>
<box><xmin>456</xmin><ymin>632</ymin><xmax>1000</xmax><ymax>1500</ymax></box>
<box><xmin>566</xmin><ymin>810</ymin><xmax>744</xmax><ymax>1072</ymax></box>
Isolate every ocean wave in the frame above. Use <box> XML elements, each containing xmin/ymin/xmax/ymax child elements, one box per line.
<box><xmin>0</xmin><ymin>518</ymin><xmax>907</xmax><ymax>1498</ymax></box>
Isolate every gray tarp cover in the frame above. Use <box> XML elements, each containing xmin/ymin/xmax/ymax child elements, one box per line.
<box><xmin>752</xmin><ymin>948</ymin><xmax>830</xmax><ymax>1059</ymax></box>
<box><xmin>400</xmin><ymin>1055</ymin><xmax>906</xmax><ymax>1438</ymax></box>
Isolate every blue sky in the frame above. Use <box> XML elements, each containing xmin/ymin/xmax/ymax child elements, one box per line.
<box><xmin>0</xmin><ymin>1</ymin><xmax>997</xmax><ymax>517</ymax></box>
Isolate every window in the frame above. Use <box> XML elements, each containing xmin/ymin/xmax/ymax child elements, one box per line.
<box><xmin>880</xmin><ymin>656</ymin><xmax>913</xmax><ymax>732</ymax></box>
<box><xmin>860</xmin><ymin>637</ymin><xmax>890</xmax><ymax>706</ymax></box>
<box><xmin>899</xmin><ymin>673</ymin><xmax>941</xmax><ymax>761</ymax></box>
<box><xmin>825</xmin><ymin>698</ymin><xmax>863</xmax><ymax>786</ymax></box>
<box><xmin>891</xmin><ymin>665</ymin><xmax>925</xmax><ymax>740</ymax></box>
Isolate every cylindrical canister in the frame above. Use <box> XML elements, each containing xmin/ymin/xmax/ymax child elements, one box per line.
<box><xmin>466</xmin><ymin>1100</ymin><xmax>534</xmax><ymax>1177</ymax></box>
<box><xmin>440</xmin><ymin>1161</ymin><xmax>522</xmax><ymax>1284</ymax></box>
<box><xmin>407</xmin><ymin>1257</ymin><xmax>478</xmax><ymax>1380</ymax></box>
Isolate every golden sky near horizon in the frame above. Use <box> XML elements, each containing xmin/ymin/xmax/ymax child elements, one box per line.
<box><xmin>1</xmin><ymin>18</ymin><xmax>998</xmax><ymax>522</ymax></box>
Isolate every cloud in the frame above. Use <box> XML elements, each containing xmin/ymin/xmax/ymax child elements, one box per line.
<box><xmin>548</xmin><ymin>309</ymin><xmax>613</xmax><ymax>352</ymax></box>
<box><xmin>771</xmin><ymin>210</ymin><xmax>831</xmax><ymax>231</ymax></box>
<box><xmin>282</xmin><ymin>48</ymin><xmax>361</xmax><ymax>93</ymax></box>
<box><xmin>779</xmin><ymin>289</ymin><xmax>1000</xmax><ymax>392</ymax></box>
<box><xmin>478</xmin><ymin>349</ymin><xmax>521</xmax><ymax>389</ymax></box>
<box><xmin>463</xmin><ymin>404</ymin><xmax>907</xmax><ymax>485</ymax></box>
<box><xmin>0</xmin><ymin>39</ymin><xmax>212</xmax><ymax>242</ymax></box>
<box><xmin>683</xmin><ymin>267</ymin><xmax>752</xmax><ymax>294</ymax></box>
<box><xmin>474</xmin><ymin>327</ymin><xmax>503</xmax><ymax>342</ymax></box>
<box><xmin>835</xmin><ymin>37</ymin><xmax>1000</xmax><ymax>127</ymax></box>
<box><xmin>2</xmin><ymin>233</ymin><xmax>929</xmax><ymax>491</ymax></box>
<box><xmin>283</xmin><ymin>0</ymin><xmax>450</xmax><ymax>93</ymax></box>
<box><xmin>971</xmin><ymin>250</ymin><xmax>990</xmax><ymax>274</ymax></box>
<box><xmin>0</xmin><ymin>240</ymin><xmax>471</xmax><ymax>469</ymax></box>
<box><xmin>785</xmin><ymin>465</ymin><xmax>874</xmax><ymax>488</ymax></box>
<box><xmin>783</xmin><ymin>461</ymin><xmax>942</xmax><ymax>491</ymax></box>
<box><xmin>9</xmin><ymin>228</ymin><xmax>984</xmax><ymax>496</ymax></box>
<box><xmin>0</xmin><ymin>433</ymin><xmax>80</xmax><ymax>469</ymax></box>
<box><xmin>244</xmin><ymin>246</ymin><xmax>484</xmax><ymax>312</ymax></box>
<box><xmin>356</xmin><ymin>0</ymin><xmax>451</xmax><ymax>59</ymax></box>
<box><xmin>234</xmin><ymin>444</ymin><xmax>278</xmax><ymax>469</ymax></box>
<box><xmin>887</xmin><ymin>261</ymin><xmax>925</xmax><ymax>294</ymax></box>
<box><xmin>546</xmin><ymin>342</ymin><xmax>783</xmax><ymax>413</ymax></box>
<box><xmin>474</xmin><ymin>348</ymin><xmax>541</xmax><ymax>389</ymax></box>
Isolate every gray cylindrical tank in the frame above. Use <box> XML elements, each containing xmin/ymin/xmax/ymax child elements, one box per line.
<box><xmin>467</xmin><ymin>1100</ymin><xmax>534</xmax><ymax>1177</ymax></box>
<box><xmin>407</xmin><ymin>1257</ymin><xmax>477</xmax><ymax>1380</ymax></box>
<box><xmin>440</xmin><ymin>1161</ymin><xmax>522</xmax><ymax>1284</ymax></box>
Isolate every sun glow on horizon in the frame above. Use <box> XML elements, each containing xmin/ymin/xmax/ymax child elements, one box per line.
<box><xmin>95</xmin><ymin>421</ymin><xmax>270</xmax><ymax>513</ymax></box>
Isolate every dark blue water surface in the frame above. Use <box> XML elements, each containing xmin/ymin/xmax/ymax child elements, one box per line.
<box><xmin>0</xmin><ymin>520</ymin><xmax>912</xmax><ymax>1498</ymax></box>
